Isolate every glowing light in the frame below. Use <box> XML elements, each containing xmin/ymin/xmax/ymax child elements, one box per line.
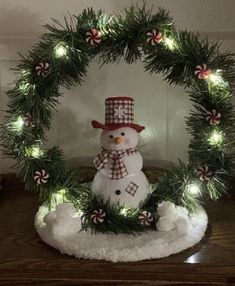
<box><xmin>19</xmin><ymin>82</ymin><xmax>30</xmax><ymax>93</ymax></box>
<box><xmin>21</xmin><ymin>69</ymin><xmax>30</xmax><ymax>76</ymax></box>
<box><xmin>54</xmin><ymin>43</ymin><xmax>68</xmax><ymax>58</ymax></box>
<box><xmin>164</xmin><ymin>37</ymin><xmax>175</xmax><ymax>50</ymax></box>
<box><xmin>187</xmin><ymin>183</ymin><xmax>201</xmax><ymax>195</ymax></box>
<box><xmin>208</xmin><ymin>130</ymin><xmax>223</xmax><ymax>146</ymax></box>
<box><xmin>50</xmin><ymin>189</ymin><xmax>67</xmax><ymax>209</ymax></box>
<box><xmin>12</xmin><ymin>116</ymin><xmax>24</xmax><ymax>132</ymax></box>
<box><xmin>208</xmin><ymin>73</ymin><xmax>224</xmax><ymax>85</ymax></box>
<box><xmin>18</xmin><ymin>82</ymin><xmax>35</xmax><ymax>95</ymax></box>
<box><xmin>26</xmin><ymin>146</ymin><xmax>43</xmax><ymax>158</ymax></box>
<box><xmin>120</xmin><ymin>207</ymin><xmax>129</xmax><ymax>216</ymax></box>
<box><xmin>58</xmin><ymin>189</ymin><xmax>66</xmax><ymax>195</ymax></box>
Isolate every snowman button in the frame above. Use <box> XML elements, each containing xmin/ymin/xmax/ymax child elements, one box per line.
<box><xmin>115</xmin><ymin>190</ymin><xmax>121</xmax><ymax>195</ymax></box>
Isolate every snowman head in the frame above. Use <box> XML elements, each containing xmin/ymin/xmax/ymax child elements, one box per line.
<box><xmin>101</xmin><ymin>127</ymin><xmax>139</xmax><ymax>151</ymax></box>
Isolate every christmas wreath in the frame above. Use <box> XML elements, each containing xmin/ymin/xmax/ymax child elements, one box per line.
<box><xmin>1</xmin><ymin>5</ymin><xmax>235</xmax><ymax>234</ymax></box>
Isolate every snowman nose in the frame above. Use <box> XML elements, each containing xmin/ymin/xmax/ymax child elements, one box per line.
<box><xmin>113</xmin><ymin>137</ymin><xmax>123</xmax><ymax>144</ymax></box>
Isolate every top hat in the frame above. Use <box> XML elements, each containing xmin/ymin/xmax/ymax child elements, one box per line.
<box><xmin>91</xmin><ymin>96</ymin><xmax>145</xmax><ymax>133</ymax></box>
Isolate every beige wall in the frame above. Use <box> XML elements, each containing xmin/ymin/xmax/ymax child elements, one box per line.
<box><xmin>1</xmin><ymin>0</ymin><xmax>235</xmax><ymax>173</ymax></box>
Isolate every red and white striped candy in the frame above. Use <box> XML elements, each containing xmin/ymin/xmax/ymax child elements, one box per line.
<box><xmin>197</xmin><ymin>166</ymin><xmax>212</xmax><ymax>181</ymax></box>
<box><xmin>139</xmin><ymin>211</ymin><xmax>153</xmax><ymax>226</ymax></box>
<box><xmin>147</xmin><ymin>30</ymin><xmax>162</xmax><ymax>46</ymax></box>
<box><xmin>35</xmin><ymin>62</ymin><xmax>50</xmax><ymax>77</ymax></box>
<box><xmin>206</xmin><ymin>109</ymin><xmax>221</xmax><ymax>125</ymax></box>
<box><xmin>194</xmin><ymin>64</ymin><xmax>211</xmax><ymax>79</ymax></box>
<box><xmin>86</xmin><ymin>29</ymin><xmax>101</xmax><ymax>45</ymax></box>
<box><xmin>91</xmin><ymin>209</ymin><xmax>106</xmax><ymax>224</ymax></box>
<box><xmin>34</xmin><ymin>169</ymin><xmax>49</xmax><ymax>185</ymax></box>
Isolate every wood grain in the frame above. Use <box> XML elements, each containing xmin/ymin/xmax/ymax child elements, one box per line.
<box><xmin>0</xmin><ymin>171</ymin><xmax>235</xmax><ymax>285</ymax></box>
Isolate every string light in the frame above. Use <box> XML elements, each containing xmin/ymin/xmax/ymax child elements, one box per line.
<box><xmin>12</xmin><ymin>116</ymin><xmax>24</xmax><ymax>132</ymax></box>
<box><xmin>208</xmin><ymin>74</ymin><xmax>224</xmax><ymax>85</ymax></box>
<box><xmin>19</xmin><ymin>82</ymin><xmax>30</xmax><ymax>93</ymax></box>
<box><xmin>207</xmin><ymin>69</ymin><xmax>226</xmax><ymax>87</ymax></box>
<box><xmin>21</xmin><ymin>69</ymin><xmax>30</xmax><ymax>76</ymax></box>
<box><xmin>164</xmin><ymin>37</ymin><xmax>176</xmax><ymax>50</ymax></box>
<box><xmin>186</xmin><ymin>183</ymin><xmax>201</xmax><ymax>196</ymax></box>
<box><xmin>50</xmin><ymin>189</ymin><xmax>67</xmax><ymax>209</ymax></box>
<box><xmin>208</xmin><ymin>130</ymin><xmax>223</xmax><ymax>146</ymax></box>
<box><xmin>54</xmin><ymin>43</ymin><xmax>68</xmax><ymax>58</ymax></box>
<box><xmin>120</xmin><ymin>207</ymin><xmax>129</xmax><ymax>216</ymax></box>
<box><xmin>18</xmin><ymin>82</ymin><xmax>35</xmax><ymax>95</ymax></box>
<box><xmin>25</xmin><ymin>146</ymin><xmax>43</xmax><ymax>158</ymax></box>
<box><xmin>58</xmin><ymin>188</ymin><xmax>66</xmax><ymax>196</ymax></box>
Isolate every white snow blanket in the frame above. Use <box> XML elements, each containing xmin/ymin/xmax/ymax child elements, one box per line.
<box><xmin>35</xmin><ymin>202</ymin><xmax>208</xmax><ymax>262</ymax></box>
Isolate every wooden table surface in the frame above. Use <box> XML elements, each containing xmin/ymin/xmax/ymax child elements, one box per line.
<box><xmin>0</xmin><ymin>178</ymin><xmax>235</xmax><ymax>285</ymax></box>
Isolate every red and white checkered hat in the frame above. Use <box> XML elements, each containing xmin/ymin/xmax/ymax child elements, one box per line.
<box><xmin>92</xmin><ymin>97</ymin><xmax>145</xmax><ymax>133</ymax></box>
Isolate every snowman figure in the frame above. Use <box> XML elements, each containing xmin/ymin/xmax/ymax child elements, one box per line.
<box><xmin>91</xmin><ymin>96</ymin><xmax>150</xmax><ymax>208</ymax></box>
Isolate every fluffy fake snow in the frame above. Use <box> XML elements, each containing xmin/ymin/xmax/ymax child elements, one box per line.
<box><xmin>156</xmin><ymin>201</ymin><xmax>191</xmax><ymax>233</ymax></box>
<box><xmin>35</xmin><ymin>202</ymin><xmax>208</xmax><ymax>262</ymax></box>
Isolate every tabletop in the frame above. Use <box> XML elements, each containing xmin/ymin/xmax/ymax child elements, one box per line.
<box><xmin>0</xmin><ymin>172</ymin><xmax>235</xmax><ymax>286</ymax></box>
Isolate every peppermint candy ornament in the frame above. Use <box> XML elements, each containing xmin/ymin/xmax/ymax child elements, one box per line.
<box><xmin>86</xmin><ymin>28</ymin><xmax>101</xmax><ymax>45</ymax></box>
<box><xmin>206</xmin><ymin>109</ymin><xmax>221</xmax><ymax>125</ymax></box>
<box><xmin>35</xmin><ymin>62</ymin><xmax>50</xmax><ymax>77</ymax></box>
<box><xmin>147</xmin><ymin>29</ymin><xmax>162</xmax><ymax>45</ymax></box>
<box><xmin>197</xmin><ymin>166</ymin><xmax>213</xmax><ymax>181</ymax></box>
<box><xmin>139</xmin><ymin>211</ymin><xmax>154</xmax><ymax>226</ymax></box>
<box><xmin>91</xmin><ymin>209</ymin><xmax>106</xmax><ymax>224</ymax></box>
<box><xmin>34</xmin><ymin>169</ymin><xmax>49</xmax><ymax>185</ymax></box>
<box><xmin>194</xmin><ymin>64</ymin><xmax>211</xmax><ymax>79</ymax></box>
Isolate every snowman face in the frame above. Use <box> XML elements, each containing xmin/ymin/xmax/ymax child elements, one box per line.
<box><xmin>101</xmin><ymin>127</ymin><xmax>139</xmax><ymax>150</ymax></box>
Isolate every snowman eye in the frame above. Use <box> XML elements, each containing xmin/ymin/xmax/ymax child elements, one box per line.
<box><xmin>109</xmin><ymin>135</ymin><xmax>113</xmax><ymax>139</ymax></box>
<box><xmin>121</xmin><ymin>132</ymin><xmax>125</xmax><ymax>136</ymax></box>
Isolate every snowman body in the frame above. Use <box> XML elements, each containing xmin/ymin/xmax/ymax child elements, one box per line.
<box><xmin>92</xmin><ymin>127</ymin><xmax>150</xmax><ymax>208</ymax></box>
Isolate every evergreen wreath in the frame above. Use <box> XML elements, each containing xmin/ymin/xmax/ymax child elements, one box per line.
<box><xmin>1</xmin><ymin>4</ymin><xmax>235</xmax><ymax>234</ymax></box>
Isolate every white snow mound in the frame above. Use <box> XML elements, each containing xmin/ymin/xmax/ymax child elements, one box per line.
<box><xmin>35</xmin><ymin>202</ymin><xmax>208</xmax><ymax>262</ymax></box>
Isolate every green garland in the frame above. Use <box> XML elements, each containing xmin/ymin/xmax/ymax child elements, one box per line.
<box><xmin>1</xmin><ymin>4</ymin><xmax>235</xmax><ymax>234</ymax></box>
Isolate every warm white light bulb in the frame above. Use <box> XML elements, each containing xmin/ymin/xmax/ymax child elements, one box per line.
<box><xmin>54</xmin><ymin>189</ymin><xmax>67</xmax><ymax>202</ymax></box>
<box><xmin>21</xmin><ymin>69</ymin><xmax>30</xmax><ymax>76</ymax></box>
<box><xmin>58</xmin><ymin>189</ymin><xmax>66</xmax><ymax>195</ymax></box>
<box><xmin>54</xmin><ymin>43</ymin><xmax>68</xmax><ymax>58</ymax></box>
<box><xmin>13</xmin><ymin>116</ymin><xmax>24</xmax><ymax>132</ymax></box>
<box><xmin>208</xmin><ymin>74</ymin><xmax>224</xmax><ymax>85</ymax></box>
<box><xmin>208</xmin><ymin>130</ymin><xmax>223</xmax><ymax>146</ymax></box>
<box><xmin>164</xmin><ymin>37</ymin><xmax>175</xmax><ymax>50</ymax></box>
<box><xmin>50</xmin><ymin>189</ymin><xmax>67</xmax><ymax>209</ymax></box>
<box><xmin>28</xmin><ymin>146</ymin><xmax>43</xmax><ymax>158</ymax></box>
<box><xmin>19</xmin><ymin>82</ymin><xmax>30</xmax><ymax>93</ymax></box>
<box><xmin>187</xmin><ymin>183</ymin><xmax>200</xmax><ymax>195</ymax></box>
<box><xmin>120</xmin><ymin>207</ymin><xmax>128</xmax><ymax>216</ymax></box>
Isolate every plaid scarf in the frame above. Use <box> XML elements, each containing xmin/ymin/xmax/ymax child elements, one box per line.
<box><xmin>94</xmin><ymin>147</ymin><xmax>137</xmax><ymax>180</ymax></box>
